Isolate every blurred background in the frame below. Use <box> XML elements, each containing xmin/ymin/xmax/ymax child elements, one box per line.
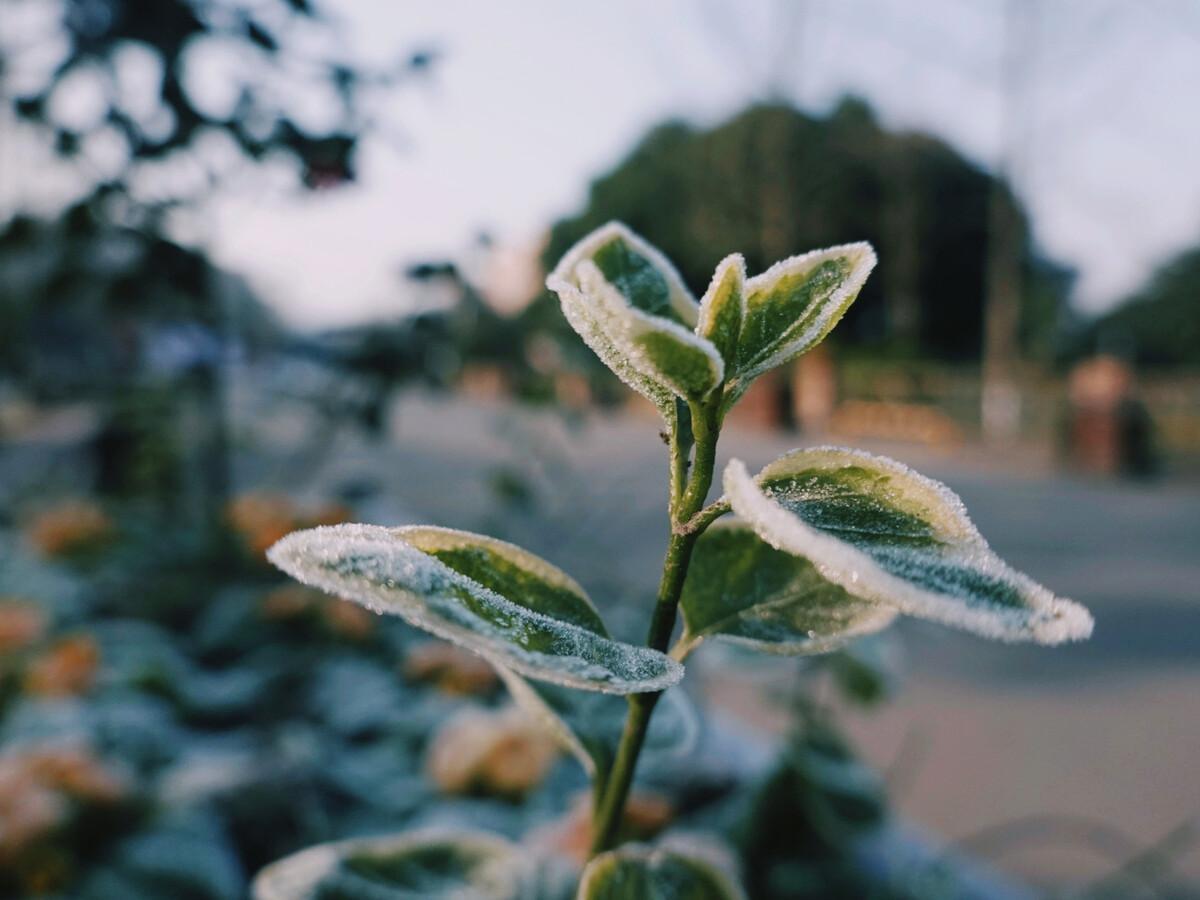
<box><xmin>1</xmin><ymin>1</ymin><xmax>1198</xmax><ymax>897</ymax></box>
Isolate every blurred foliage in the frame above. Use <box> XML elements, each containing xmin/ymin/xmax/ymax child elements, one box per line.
<box><xmin>0</xmin><ymin>0</ymin><xmax>441</xmax><ymax>509</ymax></box>
<box><xmin>3</xmin><ymin>0</ymin><xmax>435</xmax><ymax>204</ymax></box>
<box><xmin>296</xmin><ymin>261</ymin><xmax>524</xmax><ymax>436</ymax></box>
<box><xmin>517</xmin><ymin>99</ymin><xmax>1071</xmax><ymax>401</ymax></box>
<box><xmin>738</xmin><ymin>703</ymin><xmax>887</xmax><ymax>898</ymax></box>
<box><xmin>1085</xmin><ymin>242</ymin><xmax>1200</xmax><ymax>368</ymax></box>
<box><xmin>0</xmin><ymin>202</ymin><xmax>277</xmax><ymax>399</ymax></box>
<box><xmin>0</xmin><ymin>496</ymin><xmax>574</xmax><ymax>898</ymax></box>
<box><xmin>0</xmin><ymin>496</ymin><xmax>1003</xmax><ymax>899</ymax></box>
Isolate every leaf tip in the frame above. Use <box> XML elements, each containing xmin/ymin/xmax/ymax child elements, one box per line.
<box><xmin>1030</xmin><ymin>596</ymin><xmax>1094</xmax><ymax>645</ymax></box>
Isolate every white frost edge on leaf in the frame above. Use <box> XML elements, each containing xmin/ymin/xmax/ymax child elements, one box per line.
<box><xmin>547</xmin><ymin>220</ymin><xmax>699</xmax><ymax>327</ymax></box>
<box><xmin>577</xmin><ymin>844</ymin><xmax>748</xmax><ymax>900</ymax></box>
<box><xmin>674</xmin><ymin>521</ymin><xmax>896</xmax><ymax>661</ymax></box>
<box><xmin>696</xmin><ymin>252</ymin><xmax>746</xmax><ymax>341</ymax></box>
<box><xmin>577</xmin><ymin>260</ymin><xmax>724</xmax><ymax>400</ymax></box>
<box><xmin>401</xmin><ymin>525</ymin><xmax>603</xmax><ymax>624</ymax></box>
<box><xmin>548</xmin><ymin>272</ymin><xmax>674</xmax><ymax>412</ymax></box>
<box><xmin>252</xmin><ymin>828</ymin><xmax>519</xmax><ymax>900</ymax></box>
<box><xmin>267</xmin><ymin>524</ymin><xmax>684</xmax><ymax>694</ymax></box>
<box><xmin>733</xmin><ymin>242</ymin><xmax>877</xmax><ymax>389</ymax></box>
<box><xmin>756</xmin><ymin>446</ymin><xmax>983</xmax><ymax>545</ymax></box>
<box><xmin>724</xmin><ymin>455</ymin><xmax>1094</xmax><ymax>645</ymax></box>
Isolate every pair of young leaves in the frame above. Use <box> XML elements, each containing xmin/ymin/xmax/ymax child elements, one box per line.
<box><xmin>253</xmin><ymin>827</ymin><xmax>745</xmax><ymax>900</ymax></box>
<box><xmin>545</xmin><ymin>222</ymin><xmax>875</xmax><ymax>415</ymax></box>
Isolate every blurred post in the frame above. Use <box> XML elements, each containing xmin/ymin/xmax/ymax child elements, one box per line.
<box><xmin>981</xmin><ymin>0</ymin><xmax>1033</xmax><ymax>442</ymax></box>
<box><xmin>1066</xmin><ymin>355</ymin><xmax>1156</xmax><ymax>477</ymax></box>
<box><xmin>792</xmin><ymin>343</ymin><xmax>836</xmax><ymax>435</ymax></box>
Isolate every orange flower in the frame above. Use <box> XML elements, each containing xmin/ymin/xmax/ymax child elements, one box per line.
<box><xmin>302</xmin><ymin>503</ymin><xmax>353</xmax><ymax>528</ymax></box>
<box><xmin>426</xmin><ymin>706</ymin><xmax>559</xmax><ymax>798</ymax></box>
<box><xmin>0</xmin><ymin>771</ymin><xmax>65</xmax><ymax>865</ymax></box>
<box><xmin>321</xmin><ymin>598</ymin><xmax>375</xmax><ymax>641</ymax></box>
<box><xmin>25</xmin><ymin>748</ymin><xmax>127</xmax><ymax>804</ymax></box>
<box><xmin>227</xmin><ymin>494</ymin><xmax>355</xmax><ymax>558</ymax></box>
<box><xmin>531</xmin><ymin>790</ymin><xmax>674</xmax><ymax>864</ymax></box>
<box><xmin>23</xmin><ymin>636</ymin><xmax>99</xmax><ymax>698</ymax></box>
<box><xmin>260</xmin><ymin>584</ymin><xmax>321</xmax><ymax>621</ymax></box>
<box><xmin>226</xmin><ymin>493</ymin><xmax>294</xmax><ymax>535</ymax></box>
<box><xmin>0</xmin><ymin>747</ymin><xmax>126</xmax><ymax>866</ymax></box>
<box><xmin>226</xmin><ymin>493</ymin><xmax>296</xmax><ymax>556</ymax></box>
<box><xmin>0</xmin><ymin>600</ymin><xmax>46</xmax><ymax>654</ymax></box>
<box><xmin>403</xmin><ymin>642</ymin><xmax>498</xmax><ymax>696</ymax></box>
<box><xmin>25</xmin><ymin>501</ymin><xmax>113</xmax><ymax>558</ymax></box>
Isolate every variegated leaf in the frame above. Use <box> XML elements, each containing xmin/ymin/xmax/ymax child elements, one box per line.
<box><xmin>267</xmin><ymin>525</ymin><xmax>682</xmax><ymax>694</ymax></box>
<box><xmin>724</xmin><ymin>448</ymin><xmax>1093</xmax><ymax>644</ymax></box>
<box><xmin>252</xmin><ymin>829</ymin><xmax>522</xmax><ymax>900</ymax></box>
<box><xmin>696</xmin><ymin>254</ymin><xmax>746</xmax><ymax>371</ymax></box>
<box><xmin>547</xmin><ymin>223</ymin><xmax>724</xmax><ymax>404</ymax></box>
<box><xmin>726</xmin><ymin>243</ymin><xmax>876</xmax><ymax>405</ymax></box>
<box><xmin>675</xmin><ymin>521</ymin><xmax>896</xmax><ymax>659</ymax></box>
<box><xmin>577</xmin><ymin>845</ymin><xmax>746</xmax><ymax>900</ymax></box>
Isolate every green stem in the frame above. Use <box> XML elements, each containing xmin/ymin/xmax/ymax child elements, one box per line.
<box><xmin>588</xmin><ymin>400</ymin><xmax>720</xmax><ymax>856</ymax></box>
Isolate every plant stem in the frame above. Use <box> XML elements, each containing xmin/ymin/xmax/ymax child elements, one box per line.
<box><xmin>588</xmin><ymin>400</ymin><xmax>720</xmax><ymax>856</ymax></box>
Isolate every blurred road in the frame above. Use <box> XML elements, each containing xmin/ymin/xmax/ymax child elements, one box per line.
<box><xmin>249</xmin><ymin>390</ymin><xmax>1200</xmax><ymax>890</ymax></box>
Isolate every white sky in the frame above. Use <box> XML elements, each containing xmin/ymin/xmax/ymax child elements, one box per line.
<box><xmin>10</xmin><ymin>0</ymin><xmax>1200</xmax><ymax>328</ymax></box>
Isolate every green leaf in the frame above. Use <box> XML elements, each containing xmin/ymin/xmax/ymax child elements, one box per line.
<box><xmin>696</xmin><ymin>254</ymin><xmax>745</xmax><ymax>370</ymax></box>
<box><xmin>547</xmin><ymin>223</ymin><xmax>724</xmax><ymax>404</ymax></box>
<box><xmin>724</xmin><ymin>448</ymin><xmax>1094</xmax><ymax>644</ymax></box>
<box><xmin>590</xmin><ymin>231</ymin><xmax>688</xmax><ymax>324</ymax></box>
<box><xmin>494</xmin><ymin>665</ymin><xmax>697</xmax><ymax>784</ymax></box>
<box><xmin>252</xmin><ymin>829</ymin><xmax>522</xmax><ymax>900</ymax></box>
<box><xmin>577</xmin><ymin>845</ymin><xmax>746</xmax><ymax>900</ymax></box>
<box><xmin>727</xmin><ymin>243</ymin><xmax>876</xmax><ymax>403</ymax></box>
<box><xmin>267</xmin><ymin>525</ymin><xmax>683</xmax><ymax>694</ymax></box>
<box><xmin>675</xmin><ymin>521</ymin><xmax>896</xmax><ymax>659</ymax></box>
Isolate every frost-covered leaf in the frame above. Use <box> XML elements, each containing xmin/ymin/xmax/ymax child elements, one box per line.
<box><xmin>675</xmin><ymin>522</ymin><xmax>896</xmax><ymax>659</ymax></box>
<box><xmin>577</xmin><ymin>845</ymin><xmax>746</xmax><ymax>900</ymax></box>
<box><xmin>267</xmin><ymin>525</ymin><xmax>682</xmax><ymax>694</ymax></box>
<box><xmin>696</xmin><ymin>254</ymin><xmax>745</xmax><ymax>370</ymax></box>
<box><xmin>494</xmin><ymin>665</ymin><xmax>698</xmax><ymax>782</ymax></box>
<box><xmin>547</xmin><ymin>223</ymin><xmax>724</xmax><ymax>404</ymax></box>
<box><xmin>724</xmin><ymin>448</ymin><xmax>1094</xmax><ymax>644</ymax></box>
<box><xmin>726</xmin><ymin>244</ymin><xmax>876</xmax><ymax>403</ymax></box>
<box><xmin>252</xmin><ymin>829</ymin><xmax>523</xmax><ymax>900</ymax></box>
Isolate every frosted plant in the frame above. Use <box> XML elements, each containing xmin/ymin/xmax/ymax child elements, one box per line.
<box><xmin>257</xmin><ymin>222</ymin><xmax>1093</xmax><ymax>898</ymax></box>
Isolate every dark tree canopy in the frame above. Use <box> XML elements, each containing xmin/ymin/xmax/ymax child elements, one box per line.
<box><xmin>1088</xmin><ymin>244</ymin><xmax>1200</xmax><ymax>368</ymax></box>
<box><xmin>3</xmin><ymin>0</ymin><xmax>434</xmax><ymax>207</ymax></box>
<box><xmin>538</xmin><ymin>99</ymin><xmax>1070</xmax><ymax>364</ymax></box>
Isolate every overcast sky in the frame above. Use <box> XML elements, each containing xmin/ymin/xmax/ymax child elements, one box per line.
<box><xmin>18</xmin><ymin>0</ymin><xmax>1200</xmax><ymax>328</ymax></box>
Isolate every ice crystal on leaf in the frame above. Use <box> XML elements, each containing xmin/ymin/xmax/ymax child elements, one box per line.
<box><xmin>267</xmin><ymin>524</ymin><xmax>682</xmax><ymax>694</ymax></box>
<box><xmin>724</xmin><ymin>448</ymin><xmax>1093</xmax><ymax>644</ymax></box>
<box><xmin>547</xmin><ymin>223</ymin><xmax>724</xmax><ymax>407</ymax></box>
